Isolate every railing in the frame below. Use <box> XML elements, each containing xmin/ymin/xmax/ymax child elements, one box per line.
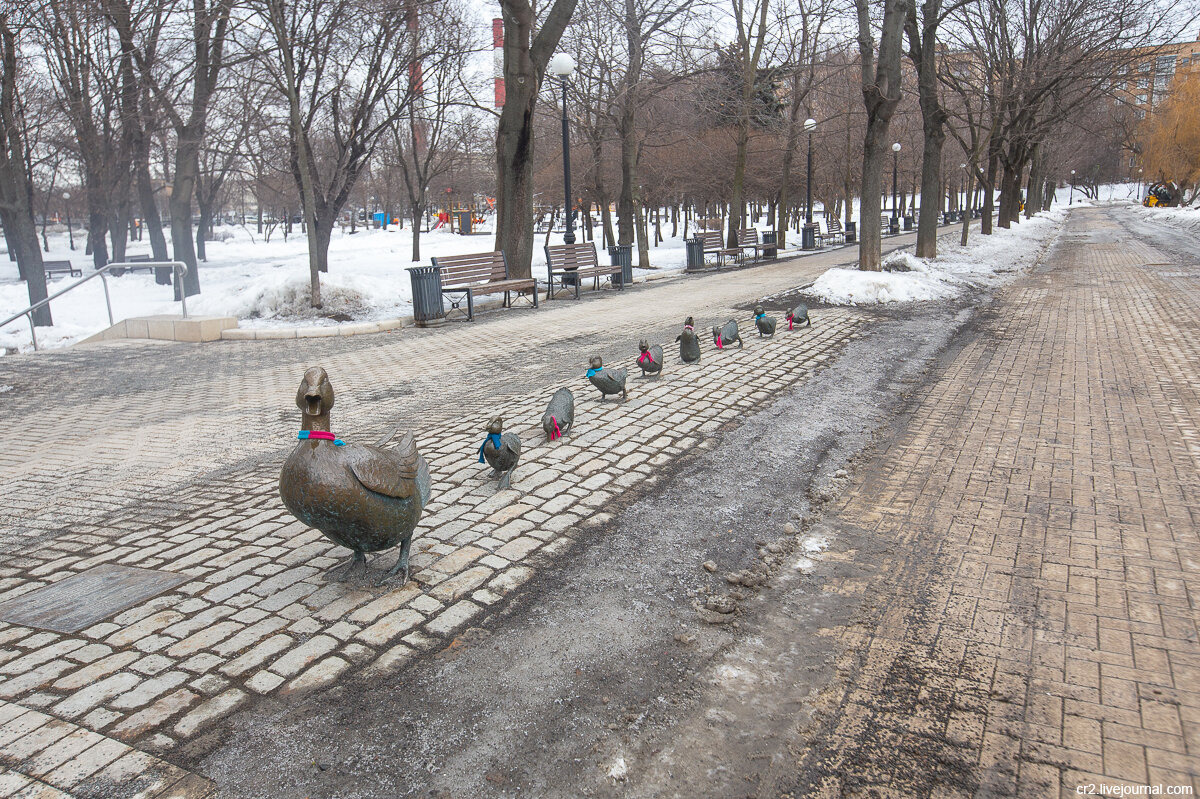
<box><xmin>0</xmin><ymin>261</ymin><xmax>188</xmax><ymax>351</ymax></box>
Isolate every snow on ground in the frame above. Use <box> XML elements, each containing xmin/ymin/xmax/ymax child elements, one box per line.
<box><xmin>804</xmin><ymin>206</ymin><xmax>1068</xmax><ymax>306</ymax></box>
<box><xmin>1135</xmin><ymin>202</ymin><xmax>1200</xmax><ymax>235</ymax></box>
<box><xmin>4</xmin><ymin>218</ymin><xmax>776</xmax><ymax>353</ymax></box>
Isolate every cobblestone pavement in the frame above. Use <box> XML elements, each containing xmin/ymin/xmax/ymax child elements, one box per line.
<box><xmin>787</xmin><ymin>206</ymin><xmax>1200</xmax><ymax>797</ymax></box>
<box><xmin>0</xmin><ymin>237</ymin><xmax>928</xmax><ymax>796</ymax></box>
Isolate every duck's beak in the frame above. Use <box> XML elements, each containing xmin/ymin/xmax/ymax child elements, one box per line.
<box><xmin>304</xmin><ymin>390</ymin><xmax>324</xmax><ymax>417</ymax></box>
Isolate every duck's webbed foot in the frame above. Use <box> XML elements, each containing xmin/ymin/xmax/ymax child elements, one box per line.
<box><xmin>379</xmin><ymin>537</ymin><xmax>412</xmax><ymax>586</ymax></box>
<box><xmin>327</xmin><ymin>550</ymin><xmax>367</xmax><ymax>580</ymax></box>
<box><xmin>498</xmin><ymin>470</ymin><xmax>513</xmax><ymax>491</ymax></box>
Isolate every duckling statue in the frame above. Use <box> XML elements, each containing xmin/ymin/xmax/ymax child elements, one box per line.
<box><xmin>786</xmin><ymin>304</ymin><xmax>811</xmax><ymax>330</ymax></box>
<box><xmin>479</xmin><ymin>417</ymin><xmax>521</xmax><ymax>490</ymax></box>
<box><xmin>636</xmin><ymin>339</ymin><xmax>664</xmax><ymax>378</ymax></box>
<box><xmin>542</xmin><ymin>388</ymin><xmax>575</xmax><ymax>441</ymax></box>
<box><xmin>711</xmin><ymin>319</ymin><xmax>743</xmax><ymax>350</ymax></box>
<box><xmin>753</xmin><ymin>305</ymin><xmax>777</xmax><ymax>338</ymax></box>
<box><xmin>279</xmin><ymin>367</ymin><xmax>431</xmax><ymax>584</ymax></box>
<box><xmin>676</xmin><ymin>316</ymin><xmax>701</xmax><ymax>363</ymax></box>
<box><xmin>587</xmin><ymin>355</ymin><xmax>628</xmax><ymax>401</ymax></box>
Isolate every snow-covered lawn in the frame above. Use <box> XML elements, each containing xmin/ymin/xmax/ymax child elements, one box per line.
<box><xmin>804</xmin><ymin>206</ymin><xmax>1069</xmax><ymax>306</ymax></box>
<box><xmin>4</xmin><ymin>220</ymin><xmax>765</xmax><ymax>353</ymax></box>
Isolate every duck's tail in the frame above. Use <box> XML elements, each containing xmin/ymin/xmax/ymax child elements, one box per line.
<box><xmin>416</xmin><ymin>453</ymin><xmax>432</xmax><ymax>508</ymax></box>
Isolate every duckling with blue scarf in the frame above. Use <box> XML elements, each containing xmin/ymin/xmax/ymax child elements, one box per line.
<box><xmin>753</xmin><ymin>305</ymin><xmax>777</xmax><ymax>337</ymax></box>
<box><xmin>587</xmin><ymin>355</ymin><xmax>628</xmax><ymax>401</ymax></box>
<box><xmin>479</xmin><ymin>416</ymin><xmax>521</xmax><ymax>491</ymax></box>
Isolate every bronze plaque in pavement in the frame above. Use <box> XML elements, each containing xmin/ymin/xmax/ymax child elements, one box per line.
<box><xmin>0</xmin><ymin>565</ymin><xmax>187</xmax><ymax>633</ymax></box>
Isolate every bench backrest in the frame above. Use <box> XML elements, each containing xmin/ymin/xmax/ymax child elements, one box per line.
<box><xmin>128</xmin><ymin>254</ymin><xmax>153</xmax><ymax>262</ymax></box>
<box><xmin>736</xmin><ymin>229</ymin><xmax>759</xmax><ymax>247</ymax></box>
<box><xmin>827</xmin><ymin>218</ymin><xmax>843</xmax><ymax>233</ymax></box>
<box><xmin>44</xmin><ymin>260</ymin><xmax>73</xmax><ymax>271</ymax></box>
<box><xmin>697</xmin><ymin>230</ymin><xmax>724</xmax><ymax>250</ymax></box>
<box><xmin>431</xmin><ymin>251</ymin><xmax>507</xmax><ymax>283</ymax></box>
<box><xmin>545</xmin><ymin>241</ymin><xmax>598</xmax><ymax>271</ymax></box>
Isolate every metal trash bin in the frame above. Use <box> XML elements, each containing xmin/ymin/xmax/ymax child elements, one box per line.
<box><xmin>889</xmin><ymin>217</ymin><xmax>900</xmax><ymax>235</ymax></box>
<box><xmin>608</xmin><ymin>244</ymin><xmax>633</xmax><ymax>286</ymax></box>
<box><xmin>685</xmin><ymin>237</ymin><xmax>705</xmax><ymax>270</ymax></box>
<box><xmin>762</xmin><ymin>230</ymin><xmax>778</xmax><ymax>258</ymax></box>
<box><xmin>456</xmin><ymin>211</ymin><xmax>472</xmax><ymax>235</ymax></box>
<box><xmin>406</xmin><ymin>266</ymin><xmax>445</xmax><ymax>326</ymax></box>
<box><xmin>845</xmin><ymin>220</ymin><xmax>857</xmax><ymax>244</ymax></box>
<box><xmin>903</xmin><ymin>215</ymin><xmax>913</xmax><ymax>231</ymax></box>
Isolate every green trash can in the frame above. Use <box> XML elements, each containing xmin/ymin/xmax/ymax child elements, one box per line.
<box><xmin>608</xmin><ymin>244</ymin><xmax>633</xmax><ymax>286</ymax></box>
<box><xmin>685</xmin><ymin>237</ymin><xmax>705</xmax><ymax>270</ymax></box>
<box><xmin>407</xmin><ymin>266</ymin><xmax>445</xmax><ymax>326</ymax></box>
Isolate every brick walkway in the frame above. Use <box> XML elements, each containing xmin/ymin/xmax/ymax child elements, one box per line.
<box><xmin>0</xmin><ymin>239</ymin><xmax>902</xmax><ymax>796</ymax></box>
<box><xmin>794</xmin><ymin>207</ymin><xmax>1200</xmax><ymax>797</ymax></box>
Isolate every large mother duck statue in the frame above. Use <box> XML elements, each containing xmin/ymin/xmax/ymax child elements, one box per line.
<box><xmin>280</xmin><ymin>367</ymin><xmax>431</xmax><ymax>584</ymax></box>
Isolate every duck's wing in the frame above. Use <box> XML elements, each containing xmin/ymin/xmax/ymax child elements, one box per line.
<box><xmin>347</xmin><ymin>434</ymin><xmax>424</xmax><ymax>500</ymax></box>
<box><xmin>500</xmin><ymin>432</ymin><xmax>521</xmax><ymax>462</ymax></box>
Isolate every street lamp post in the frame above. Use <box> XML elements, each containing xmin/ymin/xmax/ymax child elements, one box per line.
<box><xmin>1137</xmin><ymin>168</ymin><xmax>1144</xmax><ymax>202</ymax></box>
<box><xmin>62</xmin><ymin>192</ymin><xmax>75</xmax><ymax>250</ymax></box>
<box><xmin>891</xmin><ymin>142</ymin><xmax>901</xmax><ymax>234</ymax></box>
<box><xmin>549</xmin><ymin>53</ymin><xmax>576</xmax><ymax>245</ymax></box>
<box><xmin>802</xmin><ymin>118</ymin><xmax>817</xmax><ymax>250</ymax></box>
<box><xmin>1069</xmin><ymin>170</ymin><xmax>1075</xmax><ymax>205</ymax></box>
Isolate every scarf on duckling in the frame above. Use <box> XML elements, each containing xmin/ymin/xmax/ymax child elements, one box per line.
<box><xmin>548</xmin><ymin>416</ymin><xmax>562</xmax><ymax>441</ymax></box>
<box><xmin>637</xmin><ymin>350</ymin><xmax>654</xmax><ymax>365</ymax></box>
<box><xmin>298</xmin><ymin>430</ymin><xmax>345</xmax><ymax>446</ymax></box>
<box><xmin>478</xmin><ymin>433</ymin><xmax>501</xmax><ymax>463</ymax></box>
<box><xmin>586</xmin><ymin>367</ymin><xmax>602</xmax><ymax>378</ymax></box>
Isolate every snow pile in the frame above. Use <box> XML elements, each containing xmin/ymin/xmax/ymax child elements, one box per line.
<box><xmin>805</xmin><ymin>207</ymin><xmax>1066</xmax><ymax>306</ymax></box>
<box><xmin>1137</xmin><ymin>203</ymin><xmax>1200</xmax><ymax>235</ymax></box>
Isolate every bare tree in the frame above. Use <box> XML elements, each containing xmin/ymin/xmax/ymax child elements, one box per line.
<box><xmin>855</xmin><ymin>0</ymin><xmax>907</xmax><ymax>270</ymax></box>
<box><xmin>0</xmin><ymin>10</ymin><xmax>51</xmax><ymax>325</ymax></box>
<box><xmin>494</xmin><ymin>0</ymin><xmax>577</xmax><ymax>279</ymax></box>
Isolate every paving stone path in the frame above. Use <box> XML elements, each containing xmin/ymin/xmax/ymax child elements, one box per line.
<box><xmin>0</xmin><ymin>240</ymin><xmax>903</xmax><ymax>796</ymax></box>
<box><xmin>790</xmin><ymin>206</ymin><xmax>1200</xmax><ymax>797</ymax></box>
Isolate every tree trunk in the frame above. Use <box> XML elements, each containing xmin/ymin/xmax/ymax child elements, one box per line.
<box><xmin>727</xmin><ymin>125</ymin><xmax>749</xmax><ymax>246</ymax></box>
<box><xmin>981</xmin><ymin>145</ymin><xmax>997</xmax><ymax>235</ymax></box>
<box><xmin>494</xmin><ymin>0</ymin><xmax>577</xmax><ymax>279</ymax></box>
<box><xmin>635</xmin><ymin>201</ymin><xmax>650</xmax><ymax>268</ymax></box>
<box><xmin>411</xmin><ymin>204</ymin><xmax>423</xmax><ymax>261</ymax></box>
<box><xmin>960</xmin><ymin>172</ymin><xmax>974</xmax><ymax>246</ymax></box>
<box><xmin>169</xmin><ymin>133</ymin><xmax>203</xmax><ymax>296</ymax></box>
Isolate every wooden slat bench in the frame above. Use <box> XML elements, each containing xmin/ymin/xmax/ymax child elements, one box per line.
<box><xmin>736</xmin><ymin>228</ymin><xmax>779</xmax><ymax>262</ymax></box>
<box><xmin>824</xmin><ymin>218</ymin><xmax>846</xmax><ymax>245</ymax></box>
<box><xmin>545</xmin><ymin>241</ymin><xmax>622</xmax><ymax>300</ymax></box>
<box><xmin>688</xmin><ymin>230</ymin><xmax>742</xmax><ymax>271</ymax></box>
<box><xmin>430</xmin><ymin>251</ymin><xmax>537</xmax><ymax>321</ymax></box>
<box><xmin>44</xmin><ymin>260</ymin><xmax>81</xmax><ymax>278</ymax></box>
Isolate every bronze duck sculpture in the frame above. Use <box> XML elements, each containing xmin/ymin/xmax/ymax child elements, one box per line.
<box><xmin>676</xmin><ymin>316</ymin><xmax>701</xmax><ymax>363</ymax></box>
<box><xmin>479</xmin><ymin>416</ymin><xmax>521</xmax><ymax>490</ymax></box>
<box><xmin>754</xmin><ymin>305</ymin><xmax>777</xmax><ymax>338</ymax></box>
<box><xmin>711</xmin><ymin>319</ymin><xmax>743</xmax><ymax>350</ymax></box>
<box><xmin>587</xmin><ymin>355</ymin><xmax>628</xmax><ymax>401</ymax></box>
<box><xmin>542</xmin><ymin>388</ymin><xmax>575</xmax><ymax>441</ymax></box>
<box><xmin>636</xmin><ymin>339</ymin><xmax>664</xmax><ymax>378</ymax></box>
<box><xmin>280</xmin><ymin>367</ymin><xmax>431</xmax><ymax>584</ymax></box>
<box><xmin>786</xmin><ymin>304</ymin><xmax>811</xmax><ymax>330</ymax></box>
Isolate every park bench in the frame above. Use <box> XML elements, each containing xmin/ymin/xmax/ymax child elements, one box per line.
<box><xmin>736</xmin><ymin>228</ymin><xmax>777</xmax><ymax>262</ymax></box>
<box><xmin>44</xmin><ymin>260</ymin><xmax>81</xmax><ymax>278</ymax></box>
<box><xmin>687</xmin><ymin>230</ymin><xmax>743</xmax><ymax>271</ymax></box>
<box><xmin>824</xmin><ymin>218</ymin><xmax>846</xmax><ymax>245</ymax></box>
<box><xmin>545</xmin><ymin>241</ymin><xmax>623</xmax><ymax>300</ymax></box>
<box><xmin>430</xmin><ymin>251</ymin><xmax>538</xmax><ymax>321</ymax></box>
<box><xmin>109</xmin><ymin>254</ymin><xmax>156</xmax><ymax>277</ymax></box>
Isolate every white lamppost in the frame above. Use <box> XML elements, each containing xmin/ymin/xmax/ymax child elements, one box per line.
<box><xmin>802</xmin><ymin>118</ymin><xmax>817</xmax><ymax>249</ymax></box>
<box><xmin>1069</xmin><ymin>169</ymin><xmax>1076</xmax><ymax>205</ymax></box>
<box><xmin>62</xmin><ymin>191</ymin><xmax>75</xmax><ymax>250</ymax></box>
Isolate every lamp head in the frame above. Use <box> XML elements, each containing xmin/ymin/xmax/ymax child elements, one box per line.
<box><xmin>1070</xmin><ymin>169</ymin><xmax>1075</xmax><ymax>175</ymax></box>
<box><xmin>804</xmin><ymin>118</ymin><xmax>816</xmax><ymax>132</ymax></box>
<box><xmin>62</xmin><ymin>191</ymin><xmax>70</xmax><ymax>200</ymax></box>
<box><xmin>549</xmin><ymin>53</ymin><xmax>576</xmax><ymax>78</ymax></box>
<box><xmin>892</xmin><ymin>142</ymin><xmax>901</xmax><ymax>152</ymax></box>
<box><xmin>959</xmin><ymin>163</ymin><xmax>966</xmax><ymax>169</ymax></box>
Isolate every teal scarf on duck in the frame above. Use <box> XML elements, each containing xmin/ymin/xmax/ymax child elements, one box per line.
<box><xmin>478</xmin><ymin>433</ymin><xmax>501</xmax><ymax>463</ymax></box>
<box><xmin>586</xmin><ymin>368</ymin><xmax>602</xmax><ymax>378</ymax></box>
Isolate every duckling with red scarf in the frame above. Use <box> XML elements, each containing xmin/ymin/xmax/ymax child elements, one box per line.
<box><xmin>786</xmin><ymin>304</ymin><xmax>811</xmax><ymax>330</ymax></box>
<box><xmin>711</xmin><ymin>319</ymin><xmax>743</xmax><ymax>350</ymax></box>
<box><xmin>587</xmin><ymin>355</ymin><xmax>628</xmax><ymax>401</ymax></box>
<box><xmin>279</xmin><ymin>367</ymin><xmax>431</xmax><ymax>584</ymax></box>
<box><xmin>636</xmin><ymin>339</ymin><xmax>664</xmax><ymax>378</ymax></box>
<box><xmin>676</xmin><ymin>316</ymin><xmax>701</xmax><ymax>363</ymax></box>
<box><xmin>479</xmin><ymin>416</ymin><xmax>521</xmax><ymax>490</ymax></box>
<box><xmin>542</xmin><ymin>388</ymin><xmax>574</xmax><ymax>441</ymax></box>
<box><xmin>753</xmin><ymin>305</ymin><xmax>777</xmax><ymax>337</ymax></box>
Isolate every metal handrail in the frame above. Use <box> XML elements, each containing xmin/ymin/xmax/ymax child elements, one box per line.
<box><xmin>0</xmin><ymin>260</ymin><xmax>189</xmax><ymax>351</ymax></box>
